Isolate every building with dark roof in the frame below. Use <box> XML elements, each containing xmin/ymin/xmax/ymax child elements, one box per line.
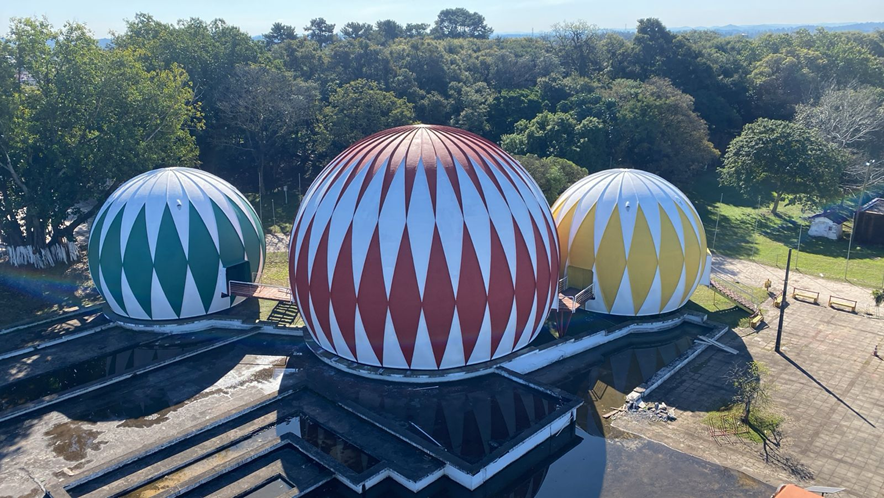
<box><xmin>855</xmin><ymin>198</ymin><xmax>884</xmax><ymax>245</ymax></box>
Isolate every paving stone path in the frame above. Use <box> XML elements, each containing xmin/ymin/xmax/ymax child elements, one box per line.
<box><xmin>615</xmin><ymin>300</ymin><xmax>884</xmax><ymax>497</ymax></box>
<box><xmin>713</xmin><ymin>254</ymin><xmax>882</xmax><ymax>313</ymax></box>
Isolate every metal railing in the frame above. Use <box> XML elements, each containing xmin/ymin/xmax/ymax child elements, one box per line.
<box><xmin>228</xmin><ymin>280</ymin><xmax>293</xmax><ymax>302</ymax></box>
<box><xmin>709</xmin><ymin>273</ymin><xmax>760</xmax><ymax>313</ymax></box>
<box><xmin>574</xmin><ymin>284</ymin><xmax>595</xmax><ymax>305</ymax></box>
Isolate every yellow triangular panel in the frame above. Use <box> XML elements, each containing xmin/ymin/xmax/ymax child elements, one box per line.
<box><xmin>569</xmin><ymin>204</ymin><xmax>596</xmax><ymax>272</ymax></box>
<box><xmin>556</xmin><ymin>201</ymin><xmax>579</xmax><ymax>274</ymax></box>
<box><xmin>595</xmin><ymin>206</ymin><xmax>626</xmax><ymax>312</ymax></box>
<box><xmin>658</xmin><ymin>205</ymin><xmax>684</xmax><ymax>312</ymax></box>
<box><xmin>687</xmin><ymin>205</ymin><xmax>707</xmax><ymax>251</ymax></box>
<box><xmin>678</xmin><ymin>205</ymin><xmax>700</xmax><ymax>304</ymax></box>
<box><xmin>627</xmin><ymin>206</ymin><xmax>658</xmax><ymax>314</ymax></box>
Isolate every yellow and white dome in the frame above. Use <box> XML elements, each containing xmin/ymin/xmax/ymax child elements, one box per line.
<box><xmin>552</xmin><ymin>169</ymin><xmax>711</xmax><ymax>316</ymax></box>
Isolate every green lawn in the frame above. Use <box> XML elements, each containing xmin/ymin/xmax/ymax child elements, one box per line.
<box><xmin>257</xmin><ymin>251</ymin><xmax>299</xmax><ymax>323</ymax></box>
<box><xmin>688</xmin><ymin>172</ymin><xmax>884</xmax><ymax>289</ymax></box>
<box><xmin>702</xmin><ymin>404</ymin><xmax>784</xmax><ymax>445</ymax></box>
<box><xmin>685</xmin><ymin>285</ymin><xmax>752</xmax><ymax>328</ymax></box>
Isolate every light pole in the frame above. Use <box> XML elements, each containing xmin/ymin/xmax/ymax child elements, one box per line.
<box><xmin>845</xmin><ymin>159</ymin><xmax>876</xmax><ymax>279</ymax></box>
<box><xmin>776</xmin><ymin>249</ymin><xmax>792</xmax><ymax>353</ymax></box>
<box><xmin>712</xmin><ymin>193</ymin><xmax>723</xmax><ymax>253</ymax></box>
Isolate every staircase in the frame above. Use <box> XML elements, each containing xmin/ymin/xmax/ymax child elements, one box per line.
<box><xmin>267</xmin><ymin>301</ymin><xmax>301</xmax><ymax>326</ymax></box>
<box><xmin>709</xmin><ymin>275</ymin><xmax>758</xmax><ymax>314</ymax></box>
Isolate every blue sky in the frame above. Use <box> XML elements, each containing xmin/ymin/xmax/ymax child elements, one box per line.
<box><xmin>2</xmin><ymin>0</ymin><xmax>882</xmax><ymax>37</ymax></box>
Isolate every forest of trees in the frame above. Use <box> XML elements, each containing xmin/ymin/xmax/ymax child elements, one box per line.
<box><xmin>2</xmin><ymin>9</ymin><xmax>884</xmax><ymax>262</ymax></box>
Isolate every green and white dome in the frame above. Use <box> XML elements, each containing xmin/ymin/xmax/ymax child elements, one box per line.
<box><xmin>88</xmin><ymin>167</ymin><xmax>265</xmax><ymax>321</ymax></box>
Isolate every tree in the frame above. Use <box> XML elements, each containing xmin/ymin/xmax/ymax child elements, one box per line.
<box><xmin>872</xmin><ymin>289</ymin><xmax>884</xmax><ymax>307</ymax></box>
<box><xmin>374</xmin><ymin>20</ymin><xmax>404</xmax><ymax>43</ymax></box>
<box><xmin>447</xmin><ymin>82</ymin><xmax>495</xmax><ymax>135</ymax></box>
<box><xmin>513</xmin><ymin>155</ymin><xmax>587</xmax><ymax>203</ymax></box>
<box><xmin>749</xmin><ymin>50</ymin><xmax>823</xmax><ymax>120</ymax></box>
<box><xmin>796</xmin><ymin>85</ymin><xmax>884</xmax><ymax>191</ymax></box>
<box><xmin>263</xmin><ymin>22</ymin><xmax>297</xmax><ymax>48</ymax></box>
<box><xmin>271</xmin><ymin>38</ymin><xmax>326</xmax><ymax>82</ymax></box>
<box><xmin>797</xmin><ymin>86</ymin><xmax>884</xmax><ymax>150</ymax></box>
<box><xmin>327</xmin><ymin>39</ymin><xmax>393</xmax><ymax>85</ymax></box>
<box><xmin>215</xmin><ymin>65</ymin><xmax>321</xmax><ymax>219</ymax></box>
<box><xmin>729</xmin><ymin>361</ymin><xmax>774</xmax><ymax>423</ymax></box>
<box><xmin>501</xmin><ymin>111</ymin><xmax>607</xmax><ymax>169</ymax></box>
<box><xmin>0</xmin><ymin>18</ymin><xmax>200</xmax><ymax>266</ymax></box>
<box><xmin>487</xmin><ymin>88</ymin><xmax>543</xmax><ymax>140</ymax></box>
<box><xmin>304</xmin><ymin>18</ymin><xmax>336</xmax><ymax>48</ymax></box>
<box><xmin>431</xmin><ymin>8</ymin><xmax>492</xmax><ymax>39</ymax></box>
<box><xmin>720</xmin><ymin>119</ymin><xmax>847</xmax><ymax>214</ymax></box>
<box><xmin>113</xmin><ymin>14</ymin><xmax>262</xmax><ymax>181</ymax></box>
<box><xmin>340</xmin><ymin>22</ymin><xmax>373</xmax><ymax>40</ymax></box>
<box><xmin>873</xmin><ymin>289</ymin><xmax>884</xmax><ymax>318</ymax></box>
<box><xmin>606</xmin><ymin>78</ymin><xmax>720</xmax><ymax>185</ymax></box>
<box><xmin>404</xmin><ymin>23</ymin><xmax>430</xmax><ymax>38</ymax></box>
<box><xmin>321</xmin><ymin>79</ymin><xmax>415</xmax><ymax>151</ymax></box>
<box><xmin>550</xmin><ymin>20</ymin><xmax>602</xmax><ymax>78</ymax></box>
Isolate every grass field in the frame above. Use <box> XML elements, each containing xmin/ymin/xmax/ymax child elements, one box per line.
<box><xmin>688</xmin><ymin>172</ymin><xmax>884</xmax><ymax>289</ymax></box>
<box><xmin>685</xmin><ymin>285</ymin><xmax>753</xmax><ymax>328</ymax></box>
<box><xmin>702</xmin><ymin>404</ymin><xmax>784</xmax><ymax>445</ymax></box>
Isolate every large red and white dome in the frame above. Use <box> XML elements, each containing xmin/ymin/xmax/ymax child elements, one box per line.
<box><xmin>290</xmin><ymin>125</ymin><xmax>559</xmax><ymax>370</ymax></box>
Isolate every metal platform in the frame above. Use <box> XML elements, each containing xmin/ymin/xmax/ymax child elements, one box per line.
<box><xmin>228</xmin><ymin>281</ymin><xmax>293</xmax><ymax>302</ymax></box>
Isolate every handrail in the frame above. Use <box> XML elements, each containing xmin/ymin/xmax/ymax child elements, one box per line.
<box><xmin>709</xmin><ymin>273</ymin><xmax>760</xmax><ymax>311</ymax></box>
<box><xmin>228</xmin><ymin>280</ymin><xmax>293</xmax><ymax>302</ymax></box>
<box><xmin>574</xmin><ymin>284</ymin><xmax>595</xmax><ymax>304</ymax></box>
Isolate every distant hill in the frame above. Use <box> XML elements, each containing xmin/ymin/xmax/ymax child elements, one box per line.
<box><xmin>96</xmin><ymin>22</ymin><xmax>882</xmax><ymax>46</ymax></box>
<box><xmin>670</xmin><ymin>22</ymin><xmax>884</xmax><ymax>36</ymax></box>
<box><xmin>495</xmin><ymin>22</ymin><xmax>884</xmax><ymax>39</ymax></box>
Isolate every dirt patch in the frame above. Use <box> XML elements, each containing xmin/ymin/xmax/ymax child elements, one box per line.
<box><xmin>247</xmin><ymin>367</ymin><xmax>275</xmax><ymax>384</ymax></box>
<box><xmin>44</xmin><ymin>421</ymin><xmax>107</xmax><ymax>462</ymax></box>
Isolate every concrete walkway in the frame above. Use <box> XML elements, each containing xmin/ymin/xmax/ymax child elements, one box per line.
<box><xmin>713</xmin><ymin>254</ymin><xmax>881</xmax><ymax>312</ymax></box>
<box><xmin>615</xmin><ymin>300</ymin><xmax>884</xmax><ymax>497</ymax></box>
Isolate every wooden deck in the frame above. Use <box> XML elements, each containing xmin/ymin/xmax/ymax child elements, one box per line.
<box><xmin>559</xmin><ymin>287</ymin><xmax>584</xmax><ymax>312</ymax></box>
<box><xmin>228</xmin><ymin>281</ymin><xmax>293</xmax><ymax>302</ymax></box>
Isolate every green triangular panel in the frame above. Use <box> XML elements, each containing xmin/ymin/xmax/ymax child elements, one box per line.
<box><xmin>188</xmin><ymin>203</ymin><xmax>220</xmax><ymax>313</ymax></box>
<box><xmin>211</xmin><ymin>200</ymin><xmax>245</xmax><ymax>267</ymax></box>
<box><xmin>98</xmin><ymin>208</ymin><xmax>127</xmax><ymax>315</ymax></box>
<box><xmin>241</xmin><ymin>197</ymin><xmax>266</xmax><ymax>257</ymax></box>
<box><xmin>88</xmin><ymin>207</ymin><xmax>110</xmax><ymax>297</ymax></box>
<box><xmin>228</xmin><ymin>196</ymin><xmax>264</xmax><ymax>280</ymax></box>
<box><xmin>123</xmin><ymin>206</ymin><xmax>154</xmax><ymax>317</ymax></box>
<box><xmin>154</xmin><ymin>205</ymin><xmax>187</xmax><ymax>317</ymax></box>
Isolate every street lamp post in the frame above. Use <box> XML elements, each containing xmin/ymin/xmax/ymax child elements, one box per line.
<box><xmin>776</xmin><ymin>249</ymin><xmax>792</xmax><ymax>353</ymax></box>
<box><xmin>845</xmin><ymin>159</ymin><xmax>876</xmax><ymax>279</ymax></box>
